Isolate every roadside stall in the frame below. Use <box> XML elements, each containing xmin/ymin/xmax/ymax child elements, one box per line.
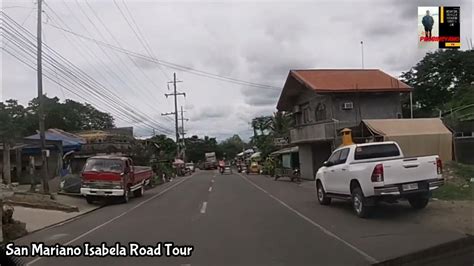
<box><xmin>270</xmin><ymin>146</ymin><xmax>300</xmax><ymax>182</ymax></box>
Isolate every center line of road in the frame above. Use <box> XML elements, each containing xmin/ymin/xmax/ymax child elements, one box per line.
<box><xmin>208</xmin><ymin>186</ymin><xmax>213</xmax><ymax>192</ymax></box>
<box><xmin>200</xmin><ymin>201</ymin><xmax>208</xmax><ymax>214</ymax></box>
<box><xmin>26</xmin><ymin>175</ymin><xmax>192</xmax><ymax>266</ymax></box>
<box><xmin>238</xmin><ymin>174</ymin><xmax>378</xmax><ymax>264</ymax></box>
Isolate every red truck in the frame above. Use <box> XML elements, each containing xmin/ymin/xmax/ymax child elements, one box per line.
<box><xmin>80</xmin><ymin>156</ymin><xmax>153</xmax><ymax>204</ymax></box>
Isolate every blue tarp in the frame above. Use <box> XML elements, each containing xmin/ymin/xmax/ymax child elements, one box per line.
<box><xmin>24</xmin><ymin>129</ymin><xmax>86</xmax><ymax>154</ymax></box>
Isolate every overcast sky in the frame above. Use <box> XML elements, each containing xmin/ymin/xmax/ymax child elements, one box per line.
<box><xmin>1</xmin><ymin>0</ymin><xmax>472</xmax><ymax>141</ymax></box>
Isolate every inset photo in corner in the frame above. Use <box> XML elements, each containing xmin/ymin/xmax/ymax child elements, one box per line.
<box><xmin>418</xmin><ymin>6</ymin><xmax>439</xmax><ymax>49</ymax></box>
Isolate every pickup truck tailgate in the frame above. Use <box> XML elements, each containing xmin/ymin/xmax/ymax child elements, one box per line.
<box><xmin>383</xmin><ymin>156</ymin><xmax>439</xmax><ymax>185</ymax></box>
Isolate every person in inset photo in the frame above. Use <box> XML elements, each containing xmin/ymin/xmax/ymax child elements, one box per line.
<box><xmin>422</xmin><ymin>10</ymin><xmax>434</xmax><ymax>38</ymax></box>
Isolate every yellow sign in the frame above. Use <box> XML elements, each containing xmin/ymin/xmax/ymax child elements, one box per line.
<box><xmin>445</xmin><ymin>42</ymin><xmax>461</xmax><ymax>47</ymax></box>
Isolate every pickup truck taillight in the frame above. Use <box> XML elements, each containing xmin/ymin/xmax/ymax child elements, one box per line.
<box><xmin>436</xmin><ymin>158</ymin><xmax>443</xmax><ymax>174</ymax></box>
<box><xmin>371</xmin><ymin>164</ymin><xmax>384</xmax><ymax>182</ymax></box>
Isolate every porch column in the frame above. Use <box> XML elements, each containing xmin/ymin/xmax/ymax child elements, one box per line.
<box><xmin>298</xmin><ymin>144</ymin><xmax>315</xmax><ymax>180</ymax></box>
<box><xmin>16</xmin><ymin>148</ymin><xmax>22</xmax><ymax>181</ymax></box>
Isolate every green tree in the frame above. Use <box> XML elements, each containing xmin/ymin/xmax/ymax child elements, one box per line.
<box><xmin>400</xmin><ymin>50</ymin><xmax>474</xmax><ymax>117</ymax></box>
<box><xmin>0</xmin><ymin>100</ymin><xmax>27</xmax><ymax>185</ymax></box>
<box><xmin>218</xmin><ymin>134</ymin><xmax>246</xmax><ymax>159</ymax></box>
<box><xmin>25</xmin><ymin>96</ymin><xmax>115</xmax><ymax>133</ymax></box>
<box><xmin>266</xmin><ymin>111</ymin><xmax>293</xmax><ymax>138</ymax></box>
<box><xmin>149</xmin><ymin>134</ymin><xmax>177</xmax><ymax>161</ymax></box>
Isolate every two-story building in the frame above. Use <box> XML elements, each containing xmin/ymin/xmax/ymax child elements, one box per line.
<box><xmin>276</xmin><ymin>69</ymin><xmax>412</xmax><ymax>180</ymax></box>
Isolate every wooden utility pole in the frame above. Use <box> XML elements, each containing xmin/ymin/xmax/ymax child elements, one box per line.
<box><xmin>162</xmin><ymin>73</ymin><xmax>185</xmax><ymax>158</ymax></box>
<box><xmin>37</xmin><ymin>0</ymin><xmax>49</xmax><ymax>193</ymax></box>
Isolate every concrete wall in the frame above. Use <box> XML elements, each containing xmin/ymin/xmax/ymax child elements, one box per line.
<box><xmin>298</xmin><ymin>141</ymin><xmax>332</xmax><ymax>180</ymax></box>
<box><xmin>293</xmin><ymin>92</ymin><xmax>402</xmax><ymax>126</ymax></box>
<box><xmin>331</xmin><ymin>92</ymin><xmax>402</xmax><ymax>123</ymax></box>
<box><xmin>298</xmin><ymin>144</ymin><xmax>314</xmax><ymax>180</ymax></box>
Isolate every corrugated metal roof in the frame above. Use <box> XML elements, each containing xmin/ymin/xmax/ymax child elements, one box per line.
<box><xmin>270</xmin><ymin>146</ymin><xmax>299</xmax><ymax>156</ymax></box>
<box><xmin>363</xmin><ymin>118</ymin><xmax>452</xmax><ymax>136</ymax></box>
<box><xmin>291</xmin><ymin>69</ymin><xmax>412</xmax><ymax>93</ymax></box>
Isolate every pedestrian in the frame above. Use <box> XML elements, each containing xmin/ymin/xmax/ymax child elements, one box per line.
<box><xmin>422</xmin><ymin>10</ymin><xmax>434</xmax><ymax>38</ymax></box>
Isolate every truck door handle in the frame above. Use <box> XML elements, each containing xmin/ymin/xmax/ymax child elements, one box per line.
<box><xmin>330</xmin><ymin>170</ymin><xmax>335</xmax><ymax>172</ymax></box>
<box><xmin>341</xmin><ymin>168</ymin><xmax>347</xmax><ymax>171</ymax></box>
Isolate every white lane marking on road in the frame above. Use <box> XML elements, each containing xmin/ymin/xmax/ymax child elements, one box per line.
<box><xmin>200</xmin><ymin>201</ymin><xmax>208</xmax><ymax>214</ymax></box>
<box><xmin>208</xmin><ymin>186</ymin><xmax>213</xmax><ymax>192</ymax></box>
<box><xmin>238</xmin><ymin>174</ymin><xmax>379</xmax><ymax>264</ymax></box>
<box><xmin>26</xmin><ymin>176</ymin><xmax>191</xmax><ymax>266</ymax></box>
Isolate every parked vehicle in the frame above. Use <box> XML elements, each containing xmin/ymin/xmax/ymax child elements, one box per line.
<box><xmin>315</xmin><ymin>141</ymin><xmax>444</xmax><ymax>218</ymax></box>
<box><xmin>185</xmin><ymin>162</ymin><xmax>195</xmax><ymax>173</ymax></box>
<box><xmin>80</xmin><ymin>156</ymin><xmax>153</xmax><ymax>204</ymax></box>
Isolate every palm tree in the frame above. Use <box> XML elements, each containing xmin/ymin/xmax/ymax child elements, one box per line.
<box><xmin>266</xmin><ymin>111</ymin><xmax>293</xmax><ymax>138</ymax></box>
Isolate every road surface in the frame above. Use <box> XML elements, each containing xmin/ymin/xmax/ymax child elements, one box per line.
<box><xmin>15</xmin><ymin>171</ymin><xmax>470</xmax><ymax>266</ymax></box>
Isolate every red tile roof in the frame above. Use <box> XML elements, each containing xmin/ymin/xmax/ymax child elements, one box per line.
<box><xmin>290</xmin><ymin>69</ymin><xmax>412</xmax><ymax>93</ymax></box>
<box><xmin>276</xmin><ymin>69</ymin><xmax>412</xmax><ymax>111</ymax></box>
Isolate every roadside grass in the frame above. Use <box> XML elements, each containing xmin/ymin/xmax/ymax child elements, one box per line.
<box><xmin>433</xmin><ymin>162</ymin><xmax>474</xmax><ymax>201</ymax></box>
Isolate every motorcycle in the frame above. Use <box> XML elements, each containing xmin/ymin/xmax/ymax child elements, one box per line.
<box><xmin>290</xmin><ymin>168</ymin><xmax>301</xmax><ymax>183</ymax></box>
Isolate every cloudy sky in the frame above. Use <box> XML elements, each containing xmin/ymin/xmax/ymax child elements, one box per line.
<box><xmin>1</xmin><ymin>0</ymin><xmax>472</xmax><ymax>141</ymax></box>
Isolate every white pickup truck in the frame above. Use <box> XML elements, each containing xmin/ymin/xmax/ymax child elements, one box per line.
<box><xmin>315</xmin><ymin>141</ymin><xmax>444</xmax><ymax>218</ymax></box>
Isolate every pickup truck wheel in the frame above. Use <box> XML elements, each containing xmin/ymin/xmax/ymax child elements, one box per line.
<box><xmin>85</xmin><ymin>195</ymin><xmax>94</xmax><ymax>204</ymax></box>
<box><xmin>133</xmin><ymin>184</ymin><xmax>145</xmax><ymax>198</ymax></box>
<box><xmin>408</xmin><ymin>196</ymin><xmax>429</xmax><ymax>209</ymax></box>
<box><xmin>352</xmin><ymin>187</ymin><xmax>371</xmax><ymax>218</ymax></box>
<box><xmin>316</xmin><ymin>182</ymin><xmax>331</xmax><ymax>205</ymax></box>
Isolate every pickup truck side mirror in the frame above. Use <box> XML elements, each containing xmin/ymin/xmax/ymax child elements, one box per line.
<box><xmin>323</xmin><ymin>161</ymin><xmax>332</xmax><ymax>167</ymax></box>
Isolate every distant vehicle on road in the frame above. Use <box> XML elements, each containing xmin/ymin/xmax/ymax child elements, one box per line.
<box><xmin>204</xmin><ymin>152</ymin><xmax>218</xmax><ymax>170</ymax></box>
<box><xmin>246</xmin><ymin>162</ymin><xmax>262</xmax><ymax>174</ymax></box>
<box><xmin>80</xmin><ymin>156</ymin><xmax>153</xmax><ymax>204</ymax></box>
<box><xmin>315</xmin><ymin>141</ymin><xmax>444</xmax><ymax>218</ymax></box>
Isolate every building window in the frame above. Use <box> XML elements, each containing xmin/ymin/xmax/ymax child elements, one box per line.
<box><xmin>302</xmin><ymin>103</ymin><xmax>311</xmax><ymax>124</ymax></box>
<box><xmin>315</xmin><ymin>103</ymin><xmax>327</xmax><ymax>121</ymax></box>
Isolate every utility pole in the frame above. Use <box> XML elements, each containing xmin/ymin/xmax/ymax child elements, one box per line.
<box><xmin>36</xmin><ymin>0</ymin><xmax>49</xmax><ymax>193</ymax></box>
<box><xmin>162</xmin><ymin>73</ymin><xmax>185</xmax><ymax>158</ymax></box>
<box><xmin>179</xmin><ymin>106</ymin><xmax>189</xmax><ymax>160</ymax></box>
<box><xmin>360</xmin><ymin>40</ymin><xmax>364</xmax><ymax>69</ymax></box>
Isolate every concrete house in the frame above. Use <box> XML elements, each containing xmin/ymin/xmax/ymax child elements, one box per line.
<box><xmin>276</xmin><ymin>69</ymin><xmax>412</xmax><ymax>180</ymax></box>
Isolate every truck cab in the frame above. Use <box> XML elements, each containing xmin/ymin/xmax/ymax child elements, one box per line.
<box><xmin>81</xmin><ymin>156</ymin><xmax>152</xmax><ymax>204</ymax></box>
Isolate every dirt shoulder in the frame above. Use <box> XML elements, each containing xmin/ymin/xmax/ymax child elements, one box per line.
<box><xmin>5</xmin><ymin>193</ymin><xmax>79</xmax><ymax>212</ymax></box>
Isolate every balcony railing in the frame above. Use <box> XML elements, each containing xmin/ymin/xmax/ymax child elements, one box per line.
<box><xmin>290</xmin><ymin>121</ymin><xmax>357</xmax><ymax>144</ymax></box>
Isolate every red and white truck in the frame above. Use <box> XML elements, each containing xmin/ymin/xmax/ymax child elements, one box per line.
<box><xmin>315</xmin><ymin>141</ymin><xmax>444</xmax><ymax>218</ymax></box>
<box><xmin>80</xmin><ymin>156</ymin><xmax>153</xmax><ymax>204</ymax></box>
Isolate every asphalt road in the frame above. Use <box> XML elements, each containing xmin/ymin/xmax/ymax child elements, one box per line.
<box><xmin>15</xmin><ymin>170</ymin><xmax>471</xmax><ymax>266</ymax></box>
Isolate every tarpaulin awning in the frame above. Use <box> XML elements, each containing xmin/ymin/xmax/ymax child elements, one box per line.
<box><xmin>270</xmin><ymin>146</ymin><xmax>299</xmax><ymax>156</ymax></box>
<box><xmin>24</xmin><ymin>128</ymin><xmax>86</xmax><ymax>153</ymax></box>
<box><xmin>250</xmin><ymin>152</ymin><xmax>262</xmax><ymax>159</ymax></box>
<box><xmin>173</xmin><ymin>159</ymin><xmax>185</xmax><ymax>165</ymax></box>
<box><xmin>362</xmin><ymin>118</ymin><xmax>453</xmax><ymax>161</ymax></box>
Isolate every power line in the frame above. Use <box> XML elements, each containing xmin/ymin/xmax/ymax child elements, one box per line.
<box><xmin>41</xmin><ymin>3</ymin><xmax>174</xmax><ymax>128</ymax></box>
<box><xmin>80</xmin><ymin>0</ymin><xmax>172</xmax><ymax>121</ymax></box>
<box><xmin>1</xmin><ymin>12</ymin><xmax>174</xmax><ymax>134</ymax></box>
<box><xmin>53</xmin><ymin>1</ymin><xmax>173</xmax><ymax>124</ymax></box>
<box><xmin>114</xmin><ymin>0</ymin><xmax>169</xmax><ymax>80</ymax></box>
<box><xmin>45</xmin><ymin>23</ymin><xmax>280</xmax><ymax>90</ymax></box>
